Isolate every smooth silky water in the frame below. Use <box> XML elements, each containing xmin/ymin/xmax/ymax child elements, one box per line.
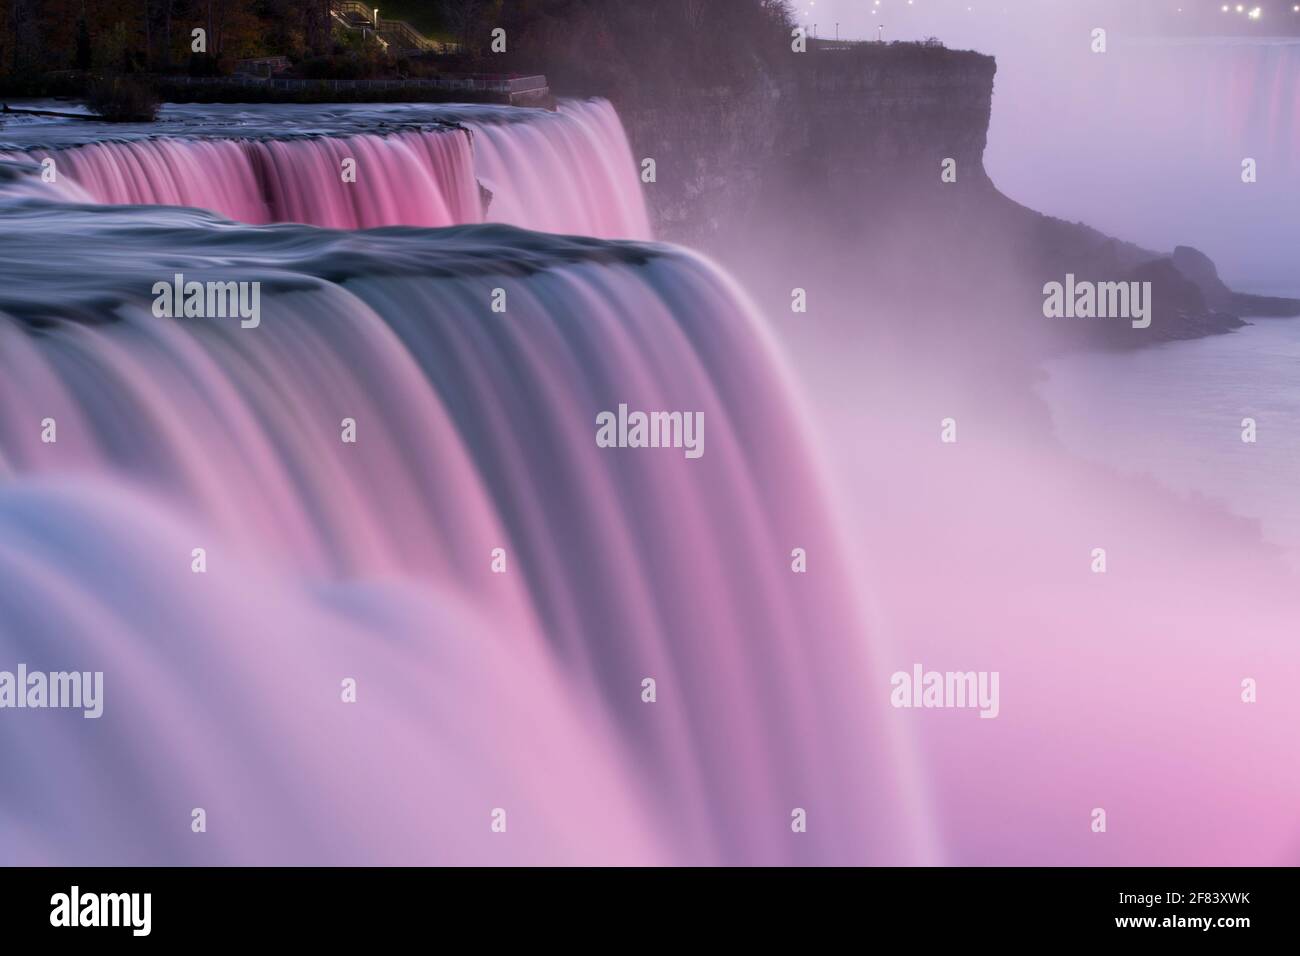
<box><xmin>0</xmin><ymin>101</ymin><xmax>913</xmax><ymax>865</ymax></box>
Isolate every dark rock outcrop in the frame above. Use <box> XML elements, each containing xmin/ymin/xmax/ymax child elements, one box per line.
<box><xmin>1173</xmin><ymin>244</ymin><xmax>1300</xmax><ymax>318</ymax></box>
<box><xmin>617</xmin><ymin>41</ymin><xmax>1298</xmax><ymax>351</ymax></box>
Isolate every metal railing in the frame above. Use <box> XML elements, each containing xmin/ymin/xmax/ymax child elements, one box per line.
<box><xmin>377</xmin><ymin>18</ymin><xmax>438</xmax><ymax>53</ymax></box>
<box><xmin>333</xmin><ymin>1</ymin><xmax>374</xmax><ymax>23</ymax></box>
<box><xmin>328</xmin><ymin>1</ymin><xmax>459</xmax><ymax>53</ymax></box>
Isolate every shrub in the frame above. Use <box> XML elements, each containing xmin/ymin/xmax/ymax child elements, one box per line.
<box><xmin>85</xmin><ymin>76</ymin><xmax>160</xmax><ymax>122</ymax></box>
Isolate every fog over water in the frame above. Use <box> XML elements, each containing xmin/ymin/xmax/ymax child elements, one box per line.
<box><xmin>1042</xmin><ymin>306</ymin><xmax>1300</xmax><ymax>567</ymax></box>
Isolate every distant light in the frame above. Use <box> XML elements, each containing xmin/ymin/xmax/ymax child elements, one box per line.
<box><xmin>1249</xmin><ymin>6</ymin><xmax>1262</xmax><ymax>19</ymax></box>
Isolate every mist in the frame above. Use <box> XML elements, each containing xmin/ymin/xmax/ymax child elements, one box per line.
<box><xmin>804</xmin><ymin>0</ymin><xmax>1300</xmax><ymax>283</ymax></box>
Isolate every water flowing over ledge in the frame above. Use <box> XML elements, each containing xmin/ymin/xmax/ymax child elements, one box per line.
<box><xmin>0</xmin><ymin>99</ymin><xmax>651</xmax><ymax>238</ymax></box>
<box><xmin>0</xmin><ymin>142</ymin><xmax>914</xmax><ymax>863</ymax></box>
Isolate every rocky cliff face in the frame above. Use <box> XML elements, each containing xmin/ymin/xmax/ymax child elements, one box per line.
<box><xmin>622</xmin><ymin>42</ymin><xmax>997</xmax><ymax>248</ymax></box>
<box><xmin>1173</xmin><ymin>245</ymin><xmax>1300</xmax><ymax>319</ymax></box>
<box><xmin>617</xmin><ymin>41</ymin><xmax>1297</xmax><ymax>350</ymax></box>
<box><xmin>783</xmin><ymin>43</ymin><xmax>997</xmax><ymax>199</ymax></box>
<box><xmin>620</xmin><ymin>76</ymin><xmax>787</xmax><ymax>250</ymax></box>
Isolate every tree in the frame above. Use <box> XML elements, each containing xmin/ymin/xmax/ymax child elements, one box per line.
<box><xmin>303</xmin><ymin>0</ymin><xmax>332</xmax><ymax>55</ymax></box>
<box><xmin>442</xmin><ymin>0</ymin><xmax>492</xmax><ymax>52</ymax></box>
<box><xmin>75</xmin><ymin>15</ymin><xmax>92</xmax><ymax>69</ymax></box>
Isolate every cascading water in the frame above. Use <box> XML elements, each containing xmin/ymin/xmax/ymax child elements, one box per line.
<box><xmin>7</xmin><ymin>78</ymin><xmax>1295</xmax><ymax>870</ymax></box>
<box><xmin>457</xmin><ymin>99</ymin><xmax>653</xmax><ymax>239</ymax></box>
<box><xmin>0</xmin><ymin>99</ymin><xmax>651</xmax><ymax>238</ymax></box>
<box><xmin>21</xmin><ymin>127</ymin><xmax>482</xmax><ymax>228</ymax></box>
<box><xmin>0</xmin><ymin>140</ymin><xmax>918</xmax><ymax>863</ymax></box>
<box><xmin>1100</xmin><ymin>37</ymin><xmax>1300</xmax><ymax>172</ymax></box>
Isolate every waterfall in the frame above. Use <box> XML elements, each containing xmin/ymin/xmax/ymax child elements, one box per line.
<box><xmin>1104</xmin><ymin>37</ymin><xmax>1300</xmax><ymax>173</ymax></box>
<box><xmin>0</xmin><ymin>182</ymin><xmax>914</xmax><ymax>864</ymax></box>
<box><xmin>1</xmin><ymin>99</ymin><xmax>651</xmax><ymax>239</ymax></box>
<box><xmin>464</xmin><ymin>99</ymin><xmax>653</xmax><ymax>239</ymax></box>
<box><xmin>22</xmin><ymin>129</ymin><xmax>483</xmax><ymax>229</ymax></box>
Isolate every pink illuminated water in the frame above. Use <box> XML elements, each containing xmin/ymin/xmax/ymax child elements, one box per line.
<box><xmin>468</xmin><ymin>100</ymin><xmax>652</xmax><ymax>239</ymax></box>
<box><xmin>3</xmin><ymin>94</ymin><xmax>1299</xmax><ymax>868</ymax></box>
<box><xmin>0</xmin><ymin>187</ymin><xmax>916</xmax><ymax>864</ymax></box>
<box><xmin>1</xmin><ymin>99</ymin><xmax>650</xmax><ymax>238</ymax></box>
<box><xmin>40</xmin><ymin>129</ymin><xmax>482</xmax><ymax>228</ymax></box>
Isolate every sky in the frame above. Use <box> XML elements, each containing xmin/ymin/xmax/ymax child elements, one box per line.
<box><xmin>795</xmin><ymin>0</ymin><xmax>1300</xmax><ymax>286</ymax></box>
<box><xmin>792</xmin><ymin>0</ymin><xmax>1300</xmax><ymax>45</ymax></box>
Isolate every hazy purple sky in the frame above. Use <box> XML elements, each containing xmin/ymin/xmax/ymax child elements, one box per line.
<box><xmin>794</xmin><ymin>0</ymin><xmax>1300</xmax><ymax>45</ymax></box>
<box><xmin>797</xmin><ymin>1</ymin><xmax>1300</xmax><ymax>286</ymax></box>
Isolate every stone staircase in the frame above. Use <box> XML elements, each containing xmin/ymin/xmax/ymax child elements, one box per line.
<box><xmin>329</xmin><ymin>2</ymin><xmax>459</xmax><ymax>55</ymax></box>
